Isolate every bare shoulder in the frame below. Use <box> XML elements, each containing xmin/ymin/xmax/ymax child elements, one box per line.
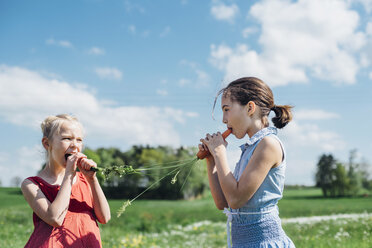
<box><xmin>259</xmin><ymin>136</ymin><xmax>281</xmax><ymax>150</ymax></box>
<box><xmin>254</xmin><ymin>136</ymin><xmax>282</xmax><ymax>167</ymax></box>
<box><xmin>21</xmin><ymin>178</ymin><xmax>38</xmax><ymax>198</ymax></box>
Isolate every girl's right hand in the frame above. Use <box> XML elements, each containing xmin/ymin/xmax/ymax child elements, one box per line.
<box><xmin>198</xmin><ymin>143</ymin><xmax>215</xmax><ymax>164</ymax></box>
<box><xmin>198</xmin><ymin>143</ymin><xmax>208</xmax><ymax>156</ymax></box>
<box><xmin>65</xmin><ymin>153</ymin><xmax>86</xmax><ymax>176</ymax></box>
<box><xmin>200</xmin><ymin>132</ymin><xmax>227</xmax><ymax>158</ymax></box>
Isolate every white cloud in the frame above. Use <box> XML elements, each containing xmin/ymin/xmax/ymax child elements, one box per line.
<box><xmin>277</xmin><ymin>118</ymin><xmax>347</xmax><ymax>185</ymax></box>
<box><xmin>124</xmin><ymin>0</ymin><xmax>145</xmax><ymax>13</ymax></box>
<box><xmin>0</xmin><ymin>146</ymin><xmax>44</xmax><ymax>186</ymax></box>
<box><xmin>142</xmin><ymin>30</ymin><xmax>150</xmax><ymax>37</ymax></box>
<box><xmin>95</xmin><ymin>67</ymin><xmax>123</xmax><ymax>80</ymax></box>
<box><xmin>210</xmin><ymin>0</ymin><xmax>367</xmax><ymax>86</ymax></box>
<box><xmin>367</xmin><ymin>22</ymin><xmax>372</xmax><ymax>35</ymax></box>
<box><xmin>156</xmin><ymin>89</ymin><xmax>168</xmax><ymax>96</ymax></box>
<box><xmin>88</xmin><ymin>47</ymin><xmax>105</xmax><ymax>55</ymax></box>
<box><xmin>0</xmin><ymin>65</ymin><xmax>197</xmax><ymax>148</ymax></box>
<box><xmin>369</xmin><ymin>71</ymin><xmax>372</xmax><ymax>79</ymax></box>
<box><xmin>285</xmin><ymin>158</ymin><xmax>316</xmax><ymax>186</ymax></box>
<box><xmin>179</xmin><ymin>60</ymin><xmax>211</xmax><ymax>87</ymax></box>
<box><xmin>185</xmin><ymin>112</ymin><xmax>199</xmax><ymax>118</ymax></box>
<box><xmin>360</xmin><ymin>54</ymin><xmax>370</xmax><ymax>67</ymax></box>
<box><xmin>160</xmin><ymin>26</ymin><xmax>171</xmax><ymax>37</ymax></box>
<box><xmin>46</xmin><ymin>38</ymin><xmax>73</xmax><ymax>48</ymax></box>
<box><xmin>211</xmin><ymin>1</ymin><xmax>239</xmax><ymax>22</ymax></box>
<box><xmin>364</xmin><ymin>22</ymin><xmax>372</xmax><ymax>68</ymax></box>
<box><xmin>282</xmin><ymin>121</ymin><xmax>345</xmax><ymax>152</ymax></box>
<box><xmin>179</xmin><ymin>78</ymin><xmax>191</xmax><ymax>86</ymax></box>
<box><xmin>128</xmin><ymin>25</ymin><xmax>136</xmax><ymax>34</ymax></box>
<box><xmin>127</xmin><ymin>25</ymin><xmax>151</xmax><ymax>37</ymax></box>
<box><xmin>242</xmin><ymin>27</ymin><xmax>258</xmax><ymax>38</ymax></box>
<box><xmin>18</xmin><ymin>145</ymin><xmax>45</xmax><ymax>171</ymax></box>
<box><xmin>295</xmin><ymin>109</ymin><xmax>340</xmax><ymax>120</ymax></box>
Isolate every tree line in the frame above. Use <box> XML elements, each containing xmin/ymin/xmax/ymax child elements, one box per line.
<box><xmin>84</xmin><ymin>145</ymin><xmax>209</xmax><ymax>200</ymax></box>
<box><xmin>315</xmin><ymin>150</ymin><xmax>371</xmax><ymax>197</ymax></box>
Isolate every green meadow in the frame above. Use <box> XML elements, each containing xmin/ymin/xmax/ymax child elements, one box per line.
<box><xmin>1</xmin><ymin>187</ymin><xmax>372</xmax><ymax>247</ymax></box>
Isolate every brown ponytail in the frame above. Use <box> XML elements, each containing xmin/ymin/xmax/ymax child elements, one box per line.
<box><xmin>271</xmin><ymin>105</ymin><xmax>293</xmax><ymax>129</ymax></box>
<box><xmin>215</xmin><ymin>77</ymin><xmax>293</xmax><ymax>129</ymax></box>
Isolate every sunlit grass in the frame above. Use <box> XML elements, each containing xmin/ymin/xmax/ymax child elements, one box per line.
<box><xmin>2</xmin><ymin>187</ymin><xmax>372</xmax><ymax>247</ymax></box>
<box><xmin>101</xmin><ymin>215</ymin><xmax>372</xmax><ymax>248</ymax></box>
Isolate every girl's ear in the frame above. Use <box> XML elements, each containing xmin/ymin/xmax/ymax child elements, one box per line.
<box><xmin>246</xmin><ymin>101</ymin><xmax>256</xmax><ymax>116</ymax></box>
<box><xmin>42</xmin><ymin>137</ymin><xmax>49</xmax><ymax>150</ymax></box>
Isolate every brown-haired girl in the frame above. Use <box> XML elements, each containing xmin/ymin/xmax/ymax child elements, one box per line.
<box><xmin>199</xmin><ymin>77</ymin><xmax>295</xmax><ymax>247</ymax></box>
<box><xmin>21</xmin><ymin>114</ymin><xmax>110</xmax><ymax>247</ymax></box>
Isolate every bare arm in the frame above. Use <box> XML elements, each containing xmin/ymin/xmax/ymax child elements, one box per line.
<box><xmin>87</xmin><ymin>177</ymin><xmax>111</xmax><ymax>224</ymax></box>
<box><xmin>21</xmin><ymin>172</ymin><xmax>75</xmax><ymax>227</ymax></box>
<box><xmin>202</xmin><ymin>134</ymin><xmax>282</xmax><ymax>209</ymax></box>
<box><xmin>78</xmin><ymin>157</ymin><xmax>111</xmax><ymax>224</ymax></box>
<box><xmin>205</xmin><ymin>154</ymin><xmax>228</xmax><ymax>210</ymax></box>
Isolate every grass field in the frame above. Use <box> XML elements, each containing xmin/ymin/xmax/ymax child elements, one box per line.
<box><xmin>1</xmin><ymin>187</ymin><xmax>372</xmax><ymax>247</ymax></box>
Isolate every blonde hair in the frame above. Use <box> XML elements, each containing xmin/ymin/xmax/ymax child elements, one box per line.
<box><xmin>41</xmin><ymin>114</ymin><xmax>84</xmax><ymax>161</ymax></box>
<box><xmin>41</xmin><ymin>114</ymin><xmax>83</xmax><ymax>140</ymax></box>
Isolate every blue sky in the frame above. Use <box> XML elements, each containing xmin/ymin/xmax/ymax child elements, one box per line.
<box><xmin>1</xmin><ymin>0</ymin><xmax>372</xmax><ymax>187</ymax></box>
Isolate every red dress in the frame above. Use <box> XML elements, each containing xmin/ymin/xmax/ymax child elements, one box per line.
<box><xmin>24</xmin><ymin>172</ymin><xmax>102</xmax><ymax>248</ymax></box>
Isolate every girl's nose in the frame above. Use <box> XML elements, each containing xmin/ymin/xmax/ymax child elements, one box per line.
<box><xmin>222</xmin><ymin>116</ymin><xmax>228</xmax><ymax>124</ymax></box>
<box><xmin>70</xmin><ymin>140</ymin><xmax>78</xmax><ymax>148</ymax></box>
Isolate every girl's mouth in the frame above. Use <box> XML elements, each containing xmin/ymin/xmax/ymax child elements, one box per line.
<box><xmin>64</xmin><ymin>154</ymin><xmax>72</xmax><ymax>161</ymax></box>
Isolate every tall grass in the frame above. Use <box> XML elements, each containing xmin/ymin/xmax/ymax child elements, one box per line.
<box><xmin>1</xmin><ymin>187</ymin><xmax>372</xmax><ymax>247</ymax></box>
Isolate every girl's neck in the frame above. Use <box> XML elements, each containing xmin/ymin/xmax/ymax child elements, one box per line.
<box><xmin>247</xmin><ymin>121</ymin><xmax>266</xmax><ymax>138</ymax></box>
<box><xmin>40</xmin><ymin>161</ymin><xmax>65</xmax><ymax>181</ymax></box>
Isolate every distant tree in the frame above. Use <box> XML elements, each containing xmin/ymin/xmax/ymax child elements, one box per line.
<box><xmin>11</xmin><ymin>176</ymin><xmax>22</xmax><ymax>187</ymax></box>
<box><xmin>315</xmin><ymin>150</ymin><xmax>370</xmax><ymax>197</ymax></box>
<box><xmin>84</xmin><ymin>147</ymin><xmax>101</xmax><ymax>165</ymax></box>
<box><xmin>315</xmin><ymin>154</ymin><xmax>336</xmax><ymax>197</ymax></box>
<box><xmin>332</xmin><ymin>163</ymin><xmax>349</xmax><ymax>197</ymax></box>
<box><xmin>347</xmin><ymin>149</ymin><xmax>362</xmax><ymax>196</ymax></box>
<box><xmin>93</xmin><ymin>145</ymin><xmax>207</xmax><ymax>200</ymax></box>
<box><xmin>358</xmin><ymin>157</ymin><xmax>372</xmax><ymax>192</ymax></box>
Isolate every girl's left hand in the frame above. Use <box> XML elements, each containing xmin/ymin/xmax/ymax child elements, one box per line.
<box><xmin>76</xmin><ymin>153</ymin><xmax>97</xmax><ymax>180</ymax></box>
<box><xmin>200</xmin><ymin>132</ymin><xmax>228</xmax><ymax>157</ymax></box>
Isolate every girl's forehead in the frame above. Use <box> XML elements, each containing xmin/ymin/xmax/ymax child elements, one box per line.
<box><xmin>221</xmin><ymin>95</ymin><xmax>233</xmax><ymax>106</ymax></box>
<box><xmin>59</xmin><ymin>121</ymin><xmax>83</xmax><ymax>135</ymax></box>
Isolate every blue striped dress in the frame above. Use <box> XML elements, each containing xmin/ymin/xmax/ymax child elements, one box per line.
<box><xmin>224</xmin><ymin>127</ymin><xmax>295</xmax><ymax>248</ymax></box>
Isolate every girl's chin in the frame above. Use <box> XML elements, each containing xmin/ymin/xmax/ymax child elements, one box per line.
<box><xmin>235</xmin><ymin>132</ymin><xmax>246</xmax><ymax>139</ymax></box>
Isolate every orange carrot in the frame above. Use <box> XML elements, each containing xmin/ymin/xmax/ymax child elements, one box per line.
<box><xmin>196</xmin><ymin>129</ymin><xmax>232</xmax><ymax>160</ymax></box>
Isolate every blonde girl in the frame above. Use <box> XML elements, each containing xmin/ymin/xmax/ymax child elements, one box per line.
<box><xmin>21</xmin><ymin>114</ymin><xmax>110</xmax><ymax>247</ymax></box>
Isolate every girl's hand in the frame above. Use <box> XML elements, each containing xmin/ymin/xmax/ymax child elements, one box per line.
<box><xmin>200</xmin><ymin>132</ymin><xmax>228</xmax><ymax>157</ymax></box>
<box><xmin>76</xmin><ymin>153</ymin><xmax>97</xmax><ymax>181</ymax></box>
<box><xmin>65</xmin><ymin>154</ymin><xmax>81</xmax><ymax>176</ymax></box>
<box><xmin>198</xmin><ymin>143</ymin><xmax>215</xmax><ymax>163</ymax></box>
